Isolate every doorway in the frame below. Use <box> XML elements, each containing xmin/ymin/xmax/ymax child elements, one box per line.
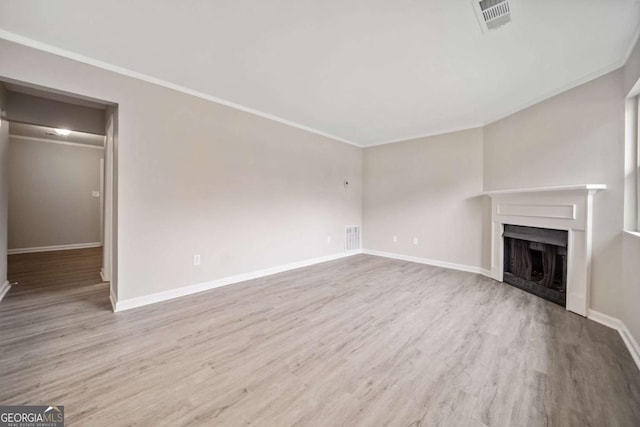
<box><xmin>0</xmin><ymin>80</ymin><xmax>117</xmax><ymax>309</ymax></box>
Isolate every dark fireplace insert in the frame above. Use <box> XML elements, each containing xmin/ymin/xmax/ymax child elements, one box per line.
<box><xmin>503</xmin><ymin>225</ymin><xmax>568</xmax><ymax>306</ymax></box>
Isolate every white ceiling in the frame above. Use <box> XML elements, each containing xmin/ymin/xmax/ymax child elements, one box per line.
<box><xmin>0</xmin><ymin>0</ymin><xmax>638</xmax><ymax>146</ymax></box>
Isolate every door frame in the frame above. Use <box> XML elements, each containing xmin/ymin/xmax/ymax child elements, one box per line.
<box><xmin>102</xmin><ymin>106</ymin><xmax>117</xmax><ymax>310</ymax></box>
<box><xmin>0</xmin><ymin>76</ymin><xmax>118</xmax><ymax>309</ymax></box>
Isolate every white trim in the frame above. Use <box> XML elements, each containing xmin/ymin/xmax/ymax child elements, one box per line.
<box><xmin>8</xmin><ymin>242</ymin><xmax>102</xmax><ymax>255</ymax></box>
<box><xmin>587</xmin><ymin>309</ymin><xmax>624</xmax><ymax>330</ymax></box>
<box><xmin>486</xmin><ymin>186</ymin><xmax>604</xmax><ymax>317</ymax></box>
<box><xmin>620</xmin><ymin>323</ymin><xmax>640</xmax><ymax>372</ymax></box>
<box><xmin>361</xmin><ymin>62</ymin><xmax>623</xmax><ymax>148</ymax></box>
<box><xmin>362</xmin><ymin>58</ymin><xmax>628</xmax><ymax>148</ymax></box>
<box><xmin>624</xmin><ymin>230</ymin><xmax>640</xmax><ymax>239</ymax></box>
<box><xmin>483</xmin><ymin>184</ymin><xmax>607</xmax><ymax>195</ymax></box>
<box><xmin>364</xmin><ymin>125</ymin><xmax>484</xmax><ymax>147</ymax></box>
<box><xmin>637</xmin><ymin>95</ymin><xmax>640</xmax><ymax>231</ymax></box>
<box><xmin>9</xmin><ymin>134</ymin><xmax>104</xmax><ymax>150</ymax></box>
<box><xmin>101</xmin><ymin>108</ymin><xmax>115</xmax><ymax>284</ymax></box>
<box><xmin>0</xmin><ymin>30</ymin><xmax>360</xmax><ymax>148</ymax></box>
<box><xmin>588</xmin><ymin>309</ymin><xmax>640</xmax><ymax>372</ymax></box>
<box><xmin>109</xmin><ymin>286</ymin><xmax>117</xmax><ymax>313</ymax></box>
<box><xmin>114</xmin><ymin>250</ymin><xmax>362</xmax><ymax>312</ymax></box>
<box><xmin>362</xmin><ymin>249</ymin><xmax>489</xmax><ymax>276</ymax></box>
<box><xmin>484</xmin><ymin>60</ymin><xmax>625</xmax><ymax>127</ymax></box>
<box><xmin>0</xmin><ymin>281</ymin><xmax>11</xmax><ymax>301</ymax></box>
<box><xmin>496</xmin><ymin>203</ymin><xmax>576</xmax><ymax>219</ymax></box>
<box><xmin>1</xmin><ymin>29</ymin><xmax>633</xmax><ymax>150</ymax></box>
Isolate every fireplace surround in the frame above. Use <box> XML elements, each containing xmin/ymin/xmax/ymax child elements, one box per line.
<box><xmin>484</xmin><ymin>185</ymin><xmax>605</xmax><ymax>316</ymax></box>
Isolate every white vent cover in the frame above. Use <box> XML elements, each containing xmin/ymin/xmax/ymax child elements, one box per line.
<box><xmin>473</xmin><ymin>0</ymin><xmax>511</xmax><ymax>33</ymax></box>
<box><xmin>345</xmin><ymin>226</ymin><xmax>361</xmax><ymax>251</ymax></box>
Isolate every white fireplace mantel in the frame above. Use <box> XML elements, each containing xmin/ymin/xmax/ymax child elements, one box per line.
<box><xmin>484</xmin><ymin>184</ymin><xmax>606</xmax><ymax>316</ymax></box>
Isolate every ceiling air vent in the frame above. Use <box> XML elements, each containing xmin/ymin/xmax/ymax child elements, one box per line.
<box><xmin>473</xmin><ymin>0</ymin><xmax>511</xmax><ymax>33</ymax></box>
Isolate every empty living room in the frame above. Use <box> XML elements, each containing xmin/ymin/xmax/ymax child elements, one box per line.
<box><xmin>1</xmin><ymin>1</ymin><xmax>640</xmax><ymax>426</ymax></box>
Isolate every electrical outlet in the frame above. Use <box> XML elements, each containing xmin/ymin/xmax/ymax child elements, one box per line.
<box><xmin>92</xmin><ymin>191</ymin><xmax>100</xmax><ymax>198</ymax></box>
<box><xmin>393</xmin><ymin>235</ymin><xmax>398</xmax><ymax>243</ymax></box>
<box><xmin>193</xmin><ymin>254</ymin><xmax>201</xmax><ymax>266</ymax></box>
<box><xmin>413</xmin><ymin>237</ymin><xmax>419</xmax><ymax>245</ymax></box>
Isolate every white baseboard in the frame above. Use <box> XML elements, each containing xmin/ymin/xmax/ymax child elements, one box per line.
<box><xmin>0</xmin><ymin>281</ymin><xmax>11</xmax><ymax>301</ymax></box>
<box><xmin>620</xmin><ymin>324</ymin><xmax>640</xmax><ymax>372</ymax></box>
<box><xmin>362</xmin><ymin>249</ymin><xmax>491</xmax><ymax>277</ymax></box>
<box><xmin>114</xmin><ymin>250</ymin><xmax>363</xmax><ymax>312</ymax></box>
<box><xmin>588</xmin><ymin>309</ymin><xmax>640</xmax><ymax>372</ymax></box>
<box><xmin>587</xmin><ymin>309</ymin><xmax>622</xmax><ymax>330</ymax></box>
<box><xmin>8</xmin><ymin>242</ymin><xmax>102</xmax><ymax>255</ymax></box>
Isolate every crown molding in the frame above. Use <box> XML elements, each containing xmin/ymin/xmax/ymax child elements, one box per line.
<box><xmin>363</xmin><ymin>57</ymin><xmax>626</xmax><ymax>148</ymax></box>
<box><xmin>1</xmin><ymin>24</ymin><xmax>638</xmax><ymax>149</ymax></box>
<box><xmin>0</xmin><ymin>30</ymin><xmax>361</xmax><ymax>148</ymax></box>
<box><xmin>362</xmin><ymin>124</ymin><xmax>484</xmax><ymax>147</ymax></box>
<box><xmin>482</xmin><ymin>59</ymin><xmax>625</xmax><ymax>128</ymax></box>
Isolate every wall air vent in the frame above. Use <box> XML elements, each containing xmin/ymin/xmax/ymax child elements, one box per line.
<box><xmin>473</xmin><ymin>0</ymin><xmax>511</xmax><ymax>33</ymax></box>
<box><xmin>345</xmin><ymin>226</ymin><xmax>361</xmax><ymax>251</ymax></box>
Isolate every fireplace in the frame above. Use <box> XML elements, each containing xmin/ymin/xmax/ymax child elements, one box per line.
<box><xmin>503</xmin><ymin>225</ymin><xmax>568</xmax><ymax>306</ymax></box>
<box><xmin>484</xmin><ymin>184</ymin><xmax>605</xmax><ymax>316</ymax></box>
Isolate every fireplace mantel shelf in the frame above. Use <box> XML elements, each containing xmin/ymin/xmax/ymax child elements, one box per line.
<box><xmin>483</xmin><ymin>184</ymin><xmax>606</xmax><ymax>196</ymax></box>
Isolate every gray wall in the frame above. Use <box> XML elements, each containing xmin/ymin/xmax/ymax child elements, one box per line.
<box><xmin>8</xmin><ymin>138</ymin><xmax>103</xmax><ymax>250</ymax></box>
<box><xmin>483</xmin><ymin>69</ymin><xmax>625</xmax><ymax>318</ymax></box>
<box><xmin>363</xmin><ymin>69</ymin><xmax>628</xmax><ymax>326</ymax></box>
<box><xmin>0</xmin><ymin>83</ymin><xmax>7</xmax><ymax>286</ymax></box>
<box><xmin>364</xmin><ymin>128</ymin><xmax>489</xmax><ymax>270</ymax></box>
<box><xmin>0</xmin><ymin>38</ymin><xmax>634</xmax><ymax>347</ymax></box>
<box><xmin>6</xmin><ymin>91</ymin><xmax>105</xmax><ymax>135</ymax></box>
<box><xmin>0</xmin><ymin>38</ymin><xmax>363</xmax><ymax>301</ymax></box>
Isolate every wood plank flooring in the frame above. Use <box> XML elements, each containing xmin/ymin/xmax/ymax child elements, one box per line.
<box><xmin>7</xmin><ymin>247</ymin><xmax>104</xmax><ymax>293</ymax></box>
<box><xmin>1</xmin><ymin>253</ymin><xmax>639</xmax><ymax>426</ymax></box>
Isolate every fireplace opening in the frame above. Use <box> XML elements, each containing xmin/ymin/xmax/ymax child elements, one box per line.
<box><xmin>503</xmin><ymin>225</ymin><xmax>568</xmax><ymax>306</ymax></box>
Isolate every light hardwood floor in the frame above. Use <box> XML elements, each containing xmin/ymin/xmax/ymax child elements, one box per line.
<box><xmin>1</xmin><ymin>253</ymin><xmax>639</xmax><ymax>426</ymax></box>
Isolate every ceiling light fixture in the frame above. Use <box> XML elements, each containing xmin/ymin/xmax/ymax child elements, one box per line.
<box><xmin>53</xmin><ymin>128</ymin><xmax>71</xmax><ymax>136</ymax></box>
